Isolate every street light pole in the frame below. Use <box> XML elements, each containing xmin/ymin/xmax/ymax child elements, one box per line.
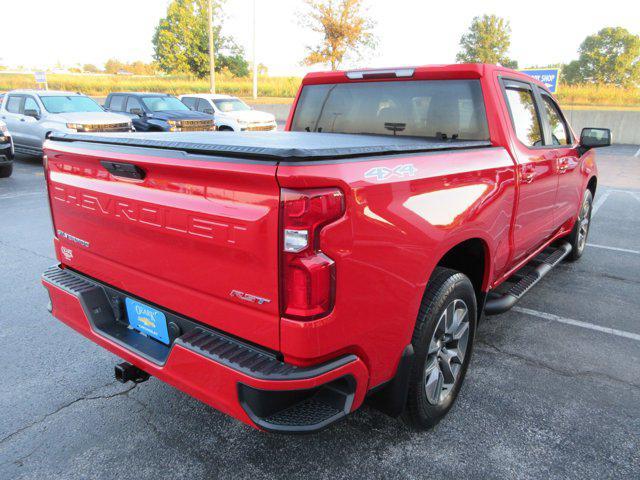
<box><xmin>252</xmin><ymin>0</ymin><xmax>258</xmax><ymax>99</ymax></box>
<box><xmin>208</xmin><ymin>0</ymin><xmax>216</xmax><ymax>94</ymax></box>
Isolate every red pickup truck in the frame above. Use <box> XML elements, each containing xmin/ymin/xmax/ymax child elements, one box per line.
<box><xmin>42</xmin><ymin>64</ymin><xmax>611</xmax><ymax>433</ymax></box>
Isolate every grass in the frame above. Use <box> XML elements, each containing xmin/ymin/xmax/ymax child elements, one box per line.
<box><xmin>1</xmin><ymin>73</ymin><xmax>638</xmax><ymax>109</ymax></box>
<box><xmin>556</xmin><ymin>84</ymin><xmax>640</xmax><ymax>109</ymax></box>
<box><xmin>0</xmin><ymin>73</ymin><xmax>301</xmax><ymax>99</ymax></box>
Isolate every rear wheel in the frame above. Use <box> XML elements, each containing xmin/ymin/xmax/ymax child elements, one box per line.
<box><xmin>403</xmin><ymin>267</ymin><xmax>477</xmax><ymax>429</ymax></box>
<box><xmin>565</xmin><ymin>189</ymin><xmax>593</xmax><ymax>262</ymax></box>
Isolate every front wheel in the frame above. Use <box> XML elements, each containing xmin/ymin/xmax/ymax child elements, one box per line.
<box><xmin>565</xmin><ymin>189</ymin><xmax>593</xmax><ymax>262</ymax></box>
<box><xmin>403</xmin><ymin>267</ymin><xmax>477</xmax><ymax>430</ymax></box>
<box><xmin>0</xmin><ymin>161</ymin><xmax>13</xmax><ymax>178</ymax></box>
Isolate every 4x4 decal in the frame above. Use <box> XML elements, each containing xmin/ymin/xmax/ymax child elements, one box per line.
<box><xmin>364</xmin><ymin>164</ymin><xmax>418</xmax><ymax>181</ymax></box>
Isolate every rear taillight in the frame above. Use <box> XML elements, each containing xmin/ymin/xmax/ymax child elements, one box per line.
<box><xmin>281</xmin><ymin>188</ymin><xmax>345</xmax><ymax>319</ymax></box>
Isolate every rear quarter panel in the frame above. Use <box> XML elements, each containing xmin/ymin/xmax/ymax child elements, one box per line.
<box><xmin>277</xmin><ymin>147</ymin><xmax>517</xmax><ymax>387</ymax></box>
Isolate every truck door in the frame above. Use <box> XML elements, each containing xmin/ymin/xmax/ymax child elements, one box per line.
<box><xmin>1</xmin><ymin>95</ymin><xmax>25</xmax><ymax>146</ymax></box>
<box><xmin>501</xmin><ymin>79</ymin><xmax>558</xmax><ymax>264</ymax></box>
<box><xmin>20</xmin><ymin>96</ymin><xmax>44</xmax><ymax>150</ymax></box>
<box><xmin>536</xmin><ymin>89</ymin><xmax>581</xmax><ymax>228</ymax></box>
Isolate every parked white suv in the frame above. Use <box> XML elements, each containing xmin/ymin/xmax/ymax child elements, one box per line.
<box><xmin>179</xmin><ymin>94</ymin><xmax>277</xmax><ymax>132</ymax></box>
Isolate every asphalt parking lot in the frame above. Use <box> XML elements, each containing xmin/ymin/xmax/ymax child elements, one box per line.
<box><xmin>1</xmin><ymin>145</ymin><xmax>639</xmax><ymax>480</ymax></box>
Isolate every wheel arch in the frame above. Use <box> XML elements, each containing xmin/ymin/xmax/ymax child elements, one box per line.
<box><xmin>434</xmin><ymin>237</ymin><xmax>490</xmax><ymax>316</ymax></box>
<box><xmin>587</xmin><ymin>175</ymin><xmax>597</xmax><ymax>197</ymax></box>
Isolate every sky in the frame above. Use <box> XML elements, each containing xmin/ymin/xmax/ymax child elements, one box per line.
<box><xmin>1</xmin><ymin>0</ymin><xmax>638</xmax><ymax>76</ymax></box>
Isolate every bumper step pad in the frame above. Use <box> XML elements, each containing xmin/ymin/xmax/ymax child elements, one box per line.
<box><xmin>484</xmin><ymin>242</ymin><xmax>572</xmax><ymax>315</ymax></box>
<box><xmin>177</xmin><ymin>327</ymin><xmax>356</xmax><ymax>381</ymax></box>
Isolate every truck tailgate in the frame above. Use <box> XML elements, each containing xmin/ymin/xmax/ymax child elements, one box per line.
<box><xmin>44</xmin><ymin>141</ymin><xmax>281</xmax><ymax>350</ymax></box>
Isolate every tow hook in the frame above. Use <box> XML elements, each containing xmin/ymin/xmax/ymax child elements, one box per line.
<box><xmin>114</xmin><ymin>362</ymin><xmax>150</xmax><ymax>384</ymax></box>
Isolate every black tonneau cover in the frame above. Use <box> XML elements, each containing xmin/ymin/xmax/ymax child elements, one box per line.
<box><xmin>48</xmin><ymin>131</ymin><xmax>492</xmax><ymax>161</ymax></box>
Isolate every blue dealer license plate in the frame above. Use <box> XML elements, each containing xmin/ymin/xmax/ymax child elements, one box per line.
<box><xmin>125</xmin><ymin>298</ymin><xmax>170</xmax><ymax>345</ymax></box>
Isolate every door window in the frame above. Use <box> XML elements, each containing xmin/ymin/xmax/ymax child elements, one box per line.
<box><xmin>181</xmin><ymin>97</ymin><xmax>197</xmax><ymax>109</ymax></box>
<box><xmin>23</xmin><ymin>97</ymin><xmax>40</xmax><ymax>115</ymax></box>
<box><xmin>126</xmin><ymin>97</ymin><xmax>143</xmax><ymax>113</ymax></box>
<box><xmin>504</xmin><ymin>87</ymin><xmax>543</xmax><ymax>147</ymax></box>
<box><xmin>541</xmin><ymin>95</ymin><xmax>570</xmax><ymax>145</ymax></box>
<box><xmin>196</xmin><ymin>99</ymin><xmax>213</xmax><ymax>114</ymax></box>
<box><xmin>6</xmin><ymin>95</ymin><xmax>22</xmax><ymax>114</ymax></box>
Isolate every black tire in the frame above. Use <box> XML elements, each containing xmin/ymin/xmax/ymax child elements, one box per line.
<box><xmin>0</xmin><ymin>161</ymin><xmax>13</xmax><ymax>178</ymax></box>
<box><xmin>565</xmin><ymin>189</ymin><xmax>593</xmax><ymax>262</ymax></box>
<box><xmin>218</xmin><ymin>126</ymin><xmax>234</xmax><ymax>131</ymax></box>
<box><xmin>402</xmin><ymin>267</ymin><xmax>477</xmax><ymax>430</ymax></box>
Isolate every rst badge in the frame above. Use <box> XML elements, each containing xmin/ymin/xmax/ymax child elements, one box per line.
<box><xmin>230</xmin><ymin>290</ymin><xmax>271</xmax><ymax>305</ymax></box>
<box><xmin>365</xmin><ymin>164</ymin><xmax>417</xmax><ymax>182</ymax></box>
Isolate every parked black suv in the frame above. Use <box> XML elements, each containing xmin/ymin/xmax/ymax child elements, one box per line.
<box><xmin>104</xmin><ymin>93</ymin><xmax>216</xmax><ymax>132</ymax></box>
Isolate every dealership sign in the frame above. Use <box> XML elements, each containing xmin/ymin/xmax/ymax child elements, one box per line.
<box><xmin>34</xmin><ymin>71</ymin><xmax>48</xmax><ymax>89</ymax></box>
<box><xmin>520</xmin><ymin>68</ymin><xmax>560</xmax><ymax>93</ymax></box>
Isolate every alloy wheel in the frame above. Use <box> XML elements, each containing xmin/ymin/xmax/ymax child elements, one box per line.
<box><xmin>577</xmin><ymin>196</ymin><xmax>592</xmax><ymax>253</ymax></box>
<box><xmin>424</xmin><ymin>299</ymin><xmax>470</xmax><ymax>405</ymax></box>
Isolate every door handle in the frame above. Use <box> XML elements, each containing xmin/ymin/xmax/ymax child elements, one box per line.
<box><xmin>557</xmin><ymin>158</ymin><xmax>569</xmax><ymax>173</ymax></box>
<box><xmin>101</xmin><ymin>161</ymin><xmax>146</xmax><ymax>180</ymax></box>
<box><xmin>520</xmin><ymin>165</ymin><xmax>535</xmax><ymax>184</ymax></box>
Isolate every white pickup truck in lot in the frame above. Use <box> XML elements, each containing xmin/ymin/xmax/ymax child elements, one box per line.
<box><xmin>179</xmin><ymin>94</ymin><xmax>277</xmax><ymax>131</ymax></box>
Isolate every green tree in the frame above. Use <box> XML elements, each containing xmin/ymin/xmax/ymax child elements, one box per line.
<box><xmin>564</xmin><ymin>27</ymin><xmax>640</xmax><ymax>86</ymax></box>
<box><xmin>104</xmin><ymin>58</ymin><xmax>125</xmax><ymax>74</ymax></box>
<box><xmin>456</xmin><ymin>15</ymin><xmax>518</xmax><ymax>68</ymax></box>
<box><xmin>301</xmin><ymin>0</ymin><xmax>376</xmax><ymax>71</ymax></box>
<box><xmin>153</xmin><ymin>0</ymin><xmax>248</xmax><ymax>78</ymax></box>
<box><xmin>83</xmin><ymin>64</ymin><xmax>100</xmax><ymax>73</ymax></box>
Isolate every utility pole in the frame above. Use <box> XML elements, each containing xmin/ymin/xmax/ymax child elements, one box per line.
<box><xmin>252</xmin><ymin>0</ymin><xmax>258</xmax><ymax>99</ymax></box>
<box><xmin>208</xmin><ymin>0</ymin><xmax>216</xmax><ymax>93</ymax></box>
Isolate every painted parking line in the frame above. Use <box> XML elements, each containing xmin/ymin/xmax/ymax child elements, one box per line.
<box><xmin>592</xmin><ymin>189</ymin><xmax>640</xmax><ymax>218</ymax></box>
<box><xmin>587</xmin><ymin>243</ymin><xmax>640</xmax><ymax>255</ymax></box>
<box><xmin>0</xmin><ymin>191</ymin><xmax>46</xmax><ymax>200</ymax></box>
<box><xmin>513</xmin><ymin>306</ymin><xmax>640</xmax><ymax>342</ymax></box>
<box><xmin>591</xmin><ymin>190</ymin><xmax>610</xmax><ymax>217</ymax></box>
<box><xmin>634</xmin><ymin>146</ymin><xmax>640</xmax><ymax>157</ymax></box>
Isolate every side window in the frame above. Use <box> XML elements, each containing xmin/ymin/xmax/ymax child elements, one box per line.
<box><xmin>182</xmin><ymin>97</ymin><xmax>197</xmax><ymax>109</ymax></box>
<box><xmin>109</xmin><ymin>95</ymin><xmax>125</xmax><ymax>111</ymax></box>
<box><xmin>196</xmin><ymin>99</ymin><xmax>212</xmax><ymax>113</ymax></box>
<box><xmin>6</xmin><ymin>95</ymin><xmax>23</xmax><ymax>114</ymax></box>
<box><xmin>125</xmin><ymin>96</ymin><xmax>143</xmax><ymax>114</ymax></box>
<box><xmin>541</xmin><ymin>94</ymin><xmax>570</xmax><ymax>146</ymax></box>
<box><xmin>504</xmin><ymin>86</ymin><xmax>543</xmax><ymax>147</ymax></box>
<box><xmin>24</xmin><ymin>97</ymin><xmax>40</xmax><ymax>115</ymax></box>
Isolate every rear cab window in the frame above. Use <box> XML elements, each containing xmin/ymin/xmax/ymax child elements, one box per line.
<box><xmin>6</xmin><ymin>95</ymin><xmax>23</xmax><ymax>114</ymax></box>
<box><xmin>290</xmin><ymin>79</ymin><xmax>489</xmax><ymax>141</ymax></box>
<box><xmin>108</xmin><ymin>95</ymin><xmax>126</xmax><ymax>111</ymax></box>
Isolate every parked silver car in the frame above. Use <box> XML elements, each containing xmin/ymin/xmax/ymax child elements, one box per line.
<box><xmin>0</xmin><ymin>90</ymin><xmax>133</xmax><ymax>157</ymax></box>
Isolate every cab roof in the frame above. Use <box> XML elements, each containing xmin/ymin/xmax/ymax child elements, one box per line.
<box><xmin>6</xmin><ymin>89</ymin><xmax>86</xmax><ymax>96</ymax></box>
<box><xmin>179</xmin><ymin>94</ymin><xmax>237</xmax><ymax>100</ymax></box>
<box><xmin>301</xmin><ymin>63</ymin><xmax>547</xmax><ymax>91</ymax></box>
<box><xmin>107</xmin><ymin>92</ymin><xmax>175</xmax><ymax>97</ymax></box>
